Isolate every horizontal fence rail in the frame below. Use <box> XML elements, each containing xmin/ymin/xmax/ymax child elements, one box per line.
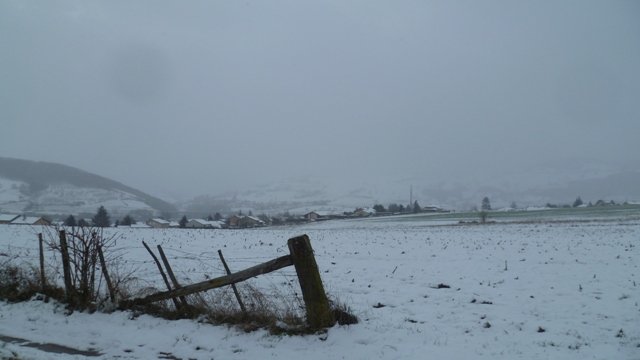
<box><xmin>119</xmin><ymin>234</ymin><xmax>335</xmax><ymax>329</ymax></box>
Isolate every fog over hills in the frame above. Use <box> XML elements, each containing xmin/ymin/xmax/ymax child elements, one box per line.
<box><xmin>183</xmin><ymin>163</ymin><xmax>640</xmax><ymax>215</ymax></box>
<box><xmin>1</xmin><ymin>156</ymin><xmax>638</xmax><ymax>218</ymax></box>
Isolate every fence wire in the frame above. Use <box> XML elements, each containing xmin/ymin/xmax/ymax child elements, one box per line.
<box><xmin>1</xmin><ymin>228</ymin><xmax>318</xmax><ymax>317</ymax></box>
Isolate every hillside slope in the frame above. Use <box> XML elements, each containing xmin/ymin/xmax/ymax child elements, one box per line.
<box><xmin>0</xmin><ymin>157</ymin><xmax>176</xmax><ymax>218</ymax></box>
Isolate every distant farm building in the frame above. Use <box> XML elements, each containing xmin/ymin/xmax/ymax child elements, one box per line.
<box><xmin>10</xmin><ymin>216</ymin><xmax>51</xmax><ymax>226</ymax></box>
<box><xmin>0</xmin><ymin>214</ymin><xmax>20</xmax><ymax>224</ymax></box>
<box><xmin>227</xmin><ymin>215</ymin><xmax>265</xmax><ymax>228</ymax></box>
<box><xmin>352</xmin><ymin>208</ymin><xmax>373</xmax><ymax>217</ymax></box>
<box><xmin>147</xmin><ymin>218</ymin><xmax>171</xmax><ymax>228</ymax></box>
<box><xmin>186</xmin><ymin>219</ymin><xmax>224</xmax><ymax>229</ymax></box>
<box><xmin>238</xmin><ymin>216</ymin><xmax>265</xmax><ymax>228</ymax></box>
<box><xmin>304</xmin><ymin>211</ymin><xmax>335</xmax><ymax>221</ymax></box>
<box><xmin>304</xmin><ymin>212</ymin><xmax>320</xmax><ymax>221</ymax></box>
<box><xmin>227</xmin><ymin>215</ymin><xmax>241</xmax><ymax>228</ymax></box>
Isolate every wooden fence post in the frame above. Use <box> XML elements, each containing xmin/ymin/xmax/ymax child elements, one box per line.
<box><xmin>287</xmin><ymin>235</ymin><xmax>334</xmax><ymax>329</ymax></box>
<box><xmin>157</xmin><ymin>245</ymin><xmax>188</xmax><ymax>307</ymax></box>
<box><xmin>38</xmin><ymin>233</ymin><xmax>46</xmax><ymax>291</ymax></box>
<box><xmin>218</xmin><ymin>249</ymin><xmax>246</xmax><ymax>314</ymax></box>
<box><xmin>59</xmin><ymin>230</ymin><xmax>75</xmax><ymax>305</ymax></box>
<box><xmin>97</xmin><ymin>244</ymin><xmax>116</xmax><ymax>303</ymax></box>
<box><xmin>142</xmin><ymin>241</ymin><xmax>181</xmax><ymax>309</ymax></box>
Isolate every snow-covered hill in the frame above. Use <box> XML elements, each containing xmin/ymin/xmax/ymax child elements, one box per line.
<box><xmin>0</xmin><ymin>157</ymin><xmax>176</xmax><ymax>218</ymax></box>
<box><xmin>0</xmin><ymin>177</ymin><xmax>154</xmax><ymax>218</ymax></box>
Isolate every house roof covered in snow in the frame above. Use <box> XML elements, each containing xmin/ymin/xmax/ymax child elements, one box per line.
<box><xmin>10</xmin><ymin>216</ymin><xmax>49</xmax><ymax>225</ymax></box>
<box><xmin>150</xmin><ymin>218</ymin><xmax>171</xmax><ymax>224</ymax></box>
<box><xmin>187</xmin><ymin>219</ymin><xmax>223</xmax><ymax>228</ymax></box>
<box><xmin>0</xmin><ymin>214</ymin><xmax>20</xmax><ymax>222</ymax></box>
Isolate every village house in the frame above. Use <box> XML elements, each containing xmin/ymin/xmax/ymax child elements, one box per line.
<box><xmin>352</xmin><ymin>208</ymin><xmax>373</xmax><ymax>217</ymax></box>
<box><xmin>238</xmin><ymin>215</ymin><xmax>265</xmax><ymax>228</ymax></box>
<box><xmin>10</xmin><ymin>216</ymin><xmax>51</xmax><ymax>226</ymax></box>
<box><xmin>304</xmin><ymin>211</ymin><xmax>320</xmax><ymax>221</ymax></box>
<box><xmin>303</xmin><ymin>211</ymin><xmax>335</xmax><ymax>221</ymax></box>
<box><xmin>227</xmin><ymin>215</ymin><xmax>265</xmax><ymax>228</ymax></box>
<box><xmin>186</xmin><ymin>219</ymin><xmax>223</xmax><ymax>229</ymax></box>
<box><xmin>227</xmin><ymin>215</ymin><xmax>241</xmax><ymax>228</ymax></box>
<box><xmin>146</xmin><ymin>218</ymin><xmax>171</xmax><ymax>228</ymax></box>
<box><xmin>0</xmin><ymin>214</ymin><xmax>20</xmax><ymax>224</ymax></box>
<box><xmin>422</xmin><ymin>206</ymin><xmax>443</xmax><ymax>213</ymax></box>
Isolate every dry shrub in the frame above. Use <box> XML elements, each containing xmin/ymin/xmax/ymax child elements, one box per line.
<box><xmin>126</xmin><ymin>282</ymin><xmax>307</xmax><ymax>334</ymax></box>
<box><xmin>0</xmin><ymin>264</ymin><xmax>64</xmax><ymax>303</ymax></box>
<box><xmin>193</xmin><ymin>282</ymin><xmax>306</xmax><ymax>333</ymax></box>
<box><xmin>125</xmin><ymin>282</ymin><xmax>358</xmax><ymax>334</ymax></box>
<box><xmin>329</xmin><ymin>298</ymin><xmax>358</xmax><ymax>326</ymax></box>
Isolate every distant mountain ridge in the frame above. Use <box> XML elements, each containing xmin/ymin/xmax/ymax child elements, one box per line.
<box><xmin>0</xmin><ymin>157</ymin><xmax>176</xmax><ymax>217</ymax></box>
<box><xmin>180</xmin><ymin>170</ymin><xmax>640</xmax><ymax>215</ymax></box>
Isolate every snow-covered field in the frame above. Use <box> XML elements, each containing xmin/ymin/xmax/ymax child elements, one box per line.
<box><xmin>1</xmin><ymin>216</ymin><xmax>638</xmax><ymax>359</ymax></box>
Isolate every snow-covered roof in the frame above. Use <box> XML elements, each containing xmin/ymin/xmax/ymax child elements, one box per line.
<box><xmin>128</xmin><ymin>223</ymin><xmax>151</xmax><ymax>228</ymax></box>
<box><xmin>245</xmin><ymin>216</ymin><xmax>264</xmax><ymax>223</ymax></box>
<box><xmin>0</xmin><ymin>214</ymin><xmax>20</xmax><ymax>222</ymax></box>
<box><xmin>307</xmin><ymin>210</ymin><xmax>336</xmax><ymax>217</ymax></box>
<box><xmin>11</xmin><ymin>216</ymin><xmax>46</xmax><ymax>225</ymax></box>
<box><xmin>149</xmin><ymin>218</ymin><xmax>170</xmax><ymax>224</ymax></box>
<box><xmin>188</xmin><ymin>219</ymin><xmax>223</xmax><ymax>228</ymax></box>
<box><xmin>205</xmin><ymin>220</ymin><xmax>224</xmax><ymax>228</ymax></box>
<box><xmin>188</xmin><ymin>218</ymin><xmax>207</xmax><ymax>224</ymax></box>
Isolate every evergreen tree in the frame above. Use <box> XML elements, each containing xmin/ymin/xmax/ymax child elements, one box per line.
<box><xmin>373</xmin><ymin>204</ymin><xmax>386</xmax><ymax>213</ymax></box>
<box><xmin>413</xmin><ymin>200</ymin><xmax>421</xmax><ymax>213</ymax></box>
<box><xmin>573</xmin><ymin>196</ymin><xmax>583</xmax><ymax>208</ymax></box>
<box><xmin>78</xmin><ymin>218</ymin><xmax>89</xmax><ymax>227</ymax></box>
<box><xmin>64</xmin><ymin>214</ymin><xmax>77</xmax><ymax>227</ymax></box>
<box><xmin>121</xmin><ymin>215</ymin><xmax>135</xmax><ymax>226</ymax></box>
<box><xmin>214</xmin><ymin>212</ymin><xmax>222</xmax><ymax>221</ymax></box>
<box><xmin>206</xmin><ymin>214</ymin><xmax>214</xmax><ymax>221</ymax></box>
<box><xmin>92</xmin><ymin>206</ymin><xmax>111</xmax><ymax>227</ymax></box>
<box><xmin>481</xmin><ymin>197</ymin><xmax>492</xmax><ymax>211</ymax></box>
<box><xmin>179</xmin><ymin>215</ymin><xmax>188</xmax><ymax>228</ymax></box>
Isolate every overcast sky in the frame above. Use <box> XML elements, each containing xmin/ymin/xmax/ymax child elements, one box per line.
<box><xmin>1</xmin><ymin>1</ymin><xmax>639</xmax><ymax>200</ymax></box>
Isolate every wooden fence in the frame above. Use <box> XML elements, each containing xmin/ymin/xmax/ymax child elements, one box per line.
<box><xmin>119</xmin><ymin>234</ymin><xmax>335</xmax><ymax>329</ymax></box>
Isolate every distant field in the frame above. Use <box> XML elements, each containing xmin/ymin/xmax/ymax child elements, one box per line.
<box><xmin>360</xmin><ymin>204</ymin><xmax>640</xmax><ymax>226</ymax></box>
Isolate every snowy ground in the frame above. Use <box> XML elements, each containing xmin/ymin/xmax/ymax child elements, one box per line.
<box><xmin>0</xmin><ymin>215</ymin><xmax>639</xmax><ymax>359</ymax></box>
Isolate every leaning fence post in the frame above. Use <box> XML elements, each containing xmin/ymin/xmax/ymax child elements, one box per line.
<box><xmin>288</xmin><ymin>234</ymin><xmax>334</xmax><ymax>329</ymax></box>
<box><xmin>59</xmin><ymin>230</ymin><xmax>75</xmax><ymax>305</ymax></box>
<box><xmin>38</xmin><ymin>233</ymin><xmax>46</xmax><ymax>291</ymax></box>
<box><xmin>97</xmin><ymin>243</ymin><xmax>116</xmax><ymax>303</ymax></box>
<box><xmin>218</xmin><ymin>249</ymin><xmax>246</xmax><ymax>314</ymax></box>
<box><xmin>157</xmin><ymin>245</ymin><xmax>188</xmax><ymax>307</ymax></box>
<box><xmin>142</xmin><ymin>241</ymin><xmax>181</xmax><ymax>309</ymax></box>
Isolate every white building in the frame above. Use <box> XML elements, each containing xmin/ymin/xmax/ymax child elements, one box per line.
<box><xmin>186</xmin><ymin>219</ymin><xmax>224</xmax><ymax>229</ymax></box>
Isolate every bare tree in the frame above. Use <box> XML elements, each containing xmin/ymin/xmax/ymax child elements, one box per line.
<box><xmin>44</xmin><ymin>226</ymin><xmax>121</xmax><ymax>309</ymax></box>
